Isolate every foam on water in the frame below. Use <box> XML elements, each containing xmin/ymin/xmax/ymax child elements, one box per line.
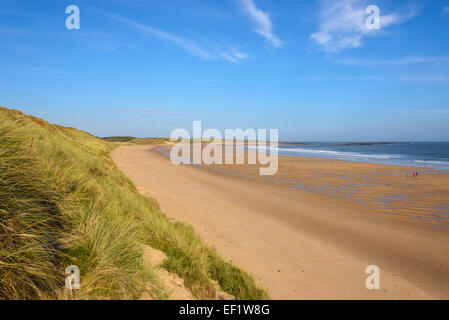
<box><xmin>249</xmin><ymin>142</ymin><xmax>449</xmax><ymax>170</ymax></box>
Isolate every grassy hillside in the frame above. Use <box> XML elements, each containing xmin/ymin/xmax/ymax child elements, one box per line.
<box><xmin>0</xmin><ymin>106</ymin><xmax>268</xmax><ymax>300</ymax></box>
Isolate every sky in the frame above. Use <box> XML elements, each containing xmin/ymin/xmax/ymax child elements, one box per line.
<box><xmin>1</xmin><ymin>0</ymin><xmax>449</xmax><ymax>141</ymax></box>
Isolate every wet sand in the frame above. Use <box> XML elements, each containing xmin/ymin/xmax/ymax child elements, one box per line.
<box><xmin>111</xmin><ymin>145</ymin><xmax>449</xmax><ymax>299</ymax></box>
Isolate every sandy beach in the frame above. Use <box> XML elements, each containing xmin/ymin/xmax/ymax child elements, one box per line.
<box><xmin>111</xmin><ymin>145</ymin><xmax>449</xmax><ymax>299</ymax></box>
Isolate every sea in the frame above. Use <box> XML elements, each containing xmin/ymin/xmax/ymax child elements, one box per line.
<box><xmin>252</xmin><ymin>142</ymin><xmax>449</xmax><ymax>170</ymax></box>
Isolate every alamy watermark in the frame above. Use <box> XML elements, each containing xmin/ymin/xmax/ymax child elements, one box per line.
<box><xmin>365</xmin><ymin>5</ymin><xmax>380</xmax><ymax>30</ymax></box>
<box><xmin>64</xmin><ymin>4</ymin><xmax>380</xmax><ymax>32</ymax></box>
<box><xmin>65</xmin><ymin>5</ymin><xmax>80</xmax><ymax>30</ymax></box>
<box><xmin>169</xmin><ymin>121</ymin><xmax>279</xmax><ymax>176</ymax></box>
<box><xmin>65</xmin><ymin>265</ymin><xmax>81</xmax><ymax>290</ymax></box>
<box><xmin>365</xmin><ymin>265</ymin><xmax>380</xmax><ymax>290</ymax></box>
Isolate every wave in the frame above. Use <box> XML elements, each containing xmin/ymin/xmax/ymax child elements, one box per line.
<box><xmin>247</xmin><ymin>145</ymin><xmax>449</xmax><ymax>169</ymax></box>
<box><xmin>415</xmin><ymin>160</ymin><xmax>449</xmax><ymax>165</ymax></box>
<box><xmin>251</xmin><ymin>146</ymin><xmax>397</xmax><ymax>160</ymax></box>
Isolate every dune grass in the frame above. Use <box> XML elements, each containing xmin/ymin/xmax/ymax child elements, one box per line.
<box><xmin>101</xmin><ymin>136</ymin><xmax>171</xmax><ymax>145</ymax></box>
<box><xmin>0</xmin><ymin>106</ymin><xmax>268</xmax><ymax>300</ymax></box>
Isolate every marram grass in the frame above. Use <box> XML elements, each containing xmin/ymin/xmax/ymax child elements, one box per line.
<box><xmin>0</xmin><ymin>106</ymin><xmax>268</xmax><ymax>300</ymax></box>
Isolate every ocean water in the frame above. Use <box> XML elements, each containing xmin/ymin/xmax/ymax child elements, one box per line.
<box><xmin>252</xmin><ymin>142</ymin><xmax>449</xmax><ymax>170</ymax></box>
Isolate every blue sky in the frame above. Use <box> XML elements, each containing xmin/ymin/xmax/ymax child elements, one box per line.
<box><xmin>1</xmin><ymin>0</ymin><xmax>449</xmax><ymax>141</ymax></box>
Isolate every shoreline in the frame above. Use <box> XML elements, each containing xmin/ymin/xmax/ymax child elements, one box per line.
<box><xmin>155</xmin><ymin>143</ymin><xmax>449</xmax><ymax>171</ymax></box>
<box><xmin>112</xmin><ymin>145</ymin><xmax>449</xmax><ymax>299</ymax></box>
<box><xmin>156</xmin><ymin>145</ymin><xmax>449</xmax><ymax>230</ymax></box>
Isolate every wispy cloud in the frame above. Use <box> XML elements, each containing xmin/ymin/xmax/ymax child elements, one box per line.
<box><xmin>0</xmin><ymin>27</ymin><xmax>29</xmax><ymax>36</ymax></box>
<box><xmin>94</xmin><ymin>7</ymin><xmax>247</xmax><ymax>62</ymax></box>
<box><xmin>0</xmin><ymin>9</ymin><xmax>35</xmax><ymax>17</ymax></box>
<box><xmin>310</xmin><ymin>0</ymin><xmax>416</xmax><ymax>52</ymax></box>
<box><xmin>22</xmin><ymin>109</ymin><xmax>48</xmax><ymax>115</ymax></box>
<box><xmin>23</xmin><ymin>65</ymin><xmax>67</xmax><ymax>75</ymax></box>
<box><xmin>97</xmin><ymin>9</ymin><xmax>213</xmax><ymax>60</ymax></box>
<box><xmin>298</xmin><ymin>74</ymin><xmax>380</xmax><ymax>81</ymax></box>
<box><xmin>128</xmin><ymin>108</ymin><xmax>198</xmax><ymax>117</ymax></box>
<box><xmin>0</xmin><ymin>27</ymin><xmax>135</xmax><ymax>53</ymax></box>
<box><xmin>442</xmin><ymin>6</ymin><xmax>449</xmax><ymax>16</ymax></box>
<box><xmin>389</xmin><ymin>109</ymin><xmax>449</xmax><ymax>115</ymax></box>
<box><xmin>126</xmin><ymin>108</ymin><xmax>170</xmax><ymax>113</ymax></box>
<box><xmin>336</xmin><ymin>56</ymin><xmax>449</xmax><ymax>66</ymax></box>
<box><xmin>219</xmin><ymin>53</ymin><xmax>241</xmax><ymax>63</ymax></box>
<box><xmin>218</xmin><ymin>50</ymin><xmax>248</xmax><ymax>63</ymax></box>
<box><xmin>398</xmin><ymin>74</ymin><xmax>449</xmax><ymax>85</ymax></box>
<box><xmin>131</xmin><ymin>112</ymin><xmax>198</xmax><ymax>117</ymax></box>
<box><xmin>238</xmin><ymin>0</ymin><xmax>282</xmax><ymax>48</ymax></box>
<box><xmin>197</xmin><ymin>38</ymin><xmax>249</xmax><ymax>63</ymax></box>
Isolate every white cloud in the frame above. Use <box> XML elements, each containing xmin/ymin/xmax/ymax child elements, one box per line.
<box><xmin>196</xmin><ymin>38</ymin><xmax>249</xmax><ymax>63</ymax></box>
<box><xmin>233</xmin><ymin>52</ymin><xmax>248</xmax><ymax>59</ymax></box>
<box><xmin>442</xmin><ymin>6</ymin><xmax>449</xmax><ymax>16</ymax></box>
<box><xmin>398</xmin><ymin>74</ymin><xmax>449</xmax><ymax>84</ymax></box>
<box><xmin>130</xmin><ymin>111</ymin><xmax>198</xmax><ymax>117</ymax></box>
<box><xmin>126</xmin><ymin>108</ymin><xmax>170</xmax><ymax>112</ymax></box>
<box><xmin>217</xmin><ymin>50</ymin><xmax>248</xmax><ymax>63</ymax></box>
<box><xmin>310</xmin><ymin>0</ymin><xmax>416</xmax><ymax>52</ymax></box>
<box><xmin>94</xmin><ymin>8</ymin><xmax>247</xmax><ymax>62</ymax></box>
<box><xmin>336</xmin><ymin>56</ymin><xmax>449</xmax><ymax>66</ymax></box>
<box><xmin>22</xmin><ymin>109</ymin><xmax>48</xmax><ymax>115</ymax></box>
<box><xmin>101</xmin><ymin>10</ymin><xmax>213</xmax><ymax>60</ymax></box>
<box><xmin>390</xmin><ymin>109</ymin><xmax>449</xmax><ymax>115</ymax></box>
<box><xmin>123</xmin><ymin>108</ymin><xmax>200</xmax><ymax>117</ymax></box>
<box><xmin>239</xmin><ymin>0</ymin><xmax>282</xmax><ymax>48</ymax></box>
<box><xmin>219</xmin><ymin>53</ymin><xmax>240</xmax><ymax>63</ymax></box>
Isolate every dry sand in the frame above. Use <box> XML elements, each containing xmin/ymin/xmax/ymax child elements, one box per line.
<box><xmin>111</xmin><ymin>145</ymin><xmax>449</xmax><ymax>299</ymax></box>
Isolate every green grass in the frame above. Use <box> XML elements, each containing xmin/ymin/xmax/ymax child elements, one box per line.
<box><xmin>100</xmin><ymin>136</ymin><xmax>136</xmax><ymax>142</ymax></box>
<box><xmin>0</xmin><ymin>106</ymin><xmax>269</xmax><ymax>300</ymax></box>
<box><xmin>101</xmin><ymin>136</ymin><xmax>171</xmax><ymax>145</ymax></box>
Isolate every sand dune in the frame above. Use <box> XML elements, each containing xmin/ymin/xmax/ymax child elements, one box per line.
<box><xmin>111</xmin><ymin>145</ymin><xmax>449</xmax><ymax>299</ymax></box>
